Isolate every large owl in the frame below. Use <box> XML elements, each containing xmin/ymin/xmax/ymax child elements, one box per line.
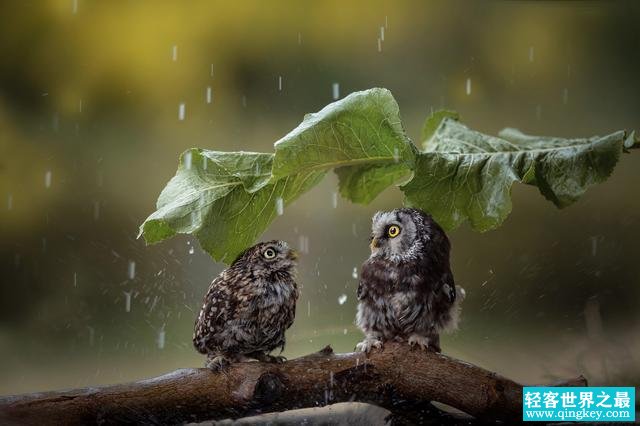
<box><xmin>193</xmin><ymin>240</ymin><xmax>299</xmax><ymax>370</ymax></box>
<box><xmin>355</xmin><ymin>208</ymin><xmax>463</xmax><ymax>353</ymax></box>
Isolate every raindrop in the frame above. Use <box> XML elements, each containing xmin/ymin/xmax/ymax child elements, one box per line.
<box><xmin>297</xmin><ymin>32</ymin><xmax>302</xmax><ymax>45</ymax></box>
<box><xmin>352</xmin><ymin>223</ymin><xmax>357</xmax><ymax>237</ymax></box>
<box><xmin>44</xmin><ymin>170</ymin><xmax>52</xmax><ymax>188</ymax></box>
<box><xmin>202</xmin><ymin>156</ymin><xmax>208</xmax><ymax>170</ymax></box>
<box><xmin>172</xmin><ymin>45</ymin><xmax>178</xmax><ymax>62</ymax></box>
<box><xmin>7</xmin><ymin>194</ymin><xmax>12</xmax><ymax>210</ymax></box>
<box><xmin>352</xmin><ymin>267</ymin><xmax>358</xmax><ymax>279</ymax></box>
<box><xmin>528</xmin><ymin>46</ymin><xmax>535</xmax><ymax>63</ymax></box>
<box><xmin>465</xmin><ymin>78</ymin><xmax>472</xmax><ymax>96</ymax></box>
<box><xmin>189</xmin><ymin>246</ymin><xmax>195</xmax><ymax>255</ymax></box>
<box><xmin>332</xmin><ymin>83</ymin><xmax>340</xmax><ymax>100</ymax></box>
<box><xmin>178</xmin><ymin>102</ymin><xmax>186</xmax><ymax>121</ymax></box>
<box><xmin>535</xmin><ymin>105</ymin><xmax>542</xmax><ymax>120</ymax></box>
<box><xmin>157</xmin><ymin>327</ymin><xmax>166</xmax><ymax>349</ymax></box>
<box><xmin>206</xmin><ymin>86</ymin><xmax>213</xmax><ymax>104</ymax></box>
<box><xmin>71</xmin><ymin>0</ymin><xmax>78</xmax><ymax>14</ymax></box>
<box><xmin>590</xmin><ymin>236</ymin><xmax>598</xmax><ymax>257</ymax></box>
<box><xmin>184</xmin><ymin>151</ymin><xmax>192</xmax><ymax>170</ymax></box>
<box><xmin>393</xmin><ymin>147</ymin><xmax>400</xmax><ymax>162</ymax></box>
<box><xmin>73</xmin><ymin>272</ymin><xmax>78</xmax><ymax>288</ymax></box>
<box><xmin>78</xmin><ymin>99</ymin><xmax>83</xmax><ymax>113</ymax></box>
<box><xmin>128</xmin><ymin>260</ymin><xmax>136</xmax><ymax>280</ymax></box>
<box><xmin>343</xmin><ymin>328</ymin><xmax>348</xmax><ymax>335</ymax></box>
<box><xmin>278</xmin><ymin>76</ymin><xmax>283</xmax><ymax>91</ymax></box>
<box><xmin>338</xmin><ymin>294</ymin><xmax>348</xmax><ymax>305</ymax></box>
<box><xmin>242</xmin><ymin>95</ymin><xmax>247</xmax><ymax>108</ymax></box>
<box><xmin>331</xmin><ymin>192</ymin><xmax>338</xmax><ymax>209</ymax></box>
<box><xmin>562</xmin><ymin>88</ymin><xmax>569</xmax><ymax>105</ymax></box>
<box><xmin>377</xmin><ymin>38</ymin><xmax>382</xmax><ymax>52</ymax></box>
<box><xmin>380</xmin><ymin>26</ymin><xmax>385</xmax><ymax>41</ymax></box>
<box><xmin>307</xmin><ymin>300</ymin><xmax>311</xmax><ymax>317</ymax></box>
<box><xmin>299</xmin><ymin>235</ymin><xmax>309</xmax><ymax>254</ymax></box>
<box><xmin>124</xmin><ymin>291</ymin><xmax>132</xmax><ymax>312</ymax></box>
<box><xmin>275</xmin><ymin>197</ymin><xmax>284</xmax><ymax>215</ymax></box>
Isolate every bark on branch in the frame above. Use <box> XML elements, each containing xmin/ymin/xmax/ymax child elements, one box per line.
<box><xmin>0</xmin><ymin>343</ymin><xmax>586</xmax><ymax>425</ymax></box>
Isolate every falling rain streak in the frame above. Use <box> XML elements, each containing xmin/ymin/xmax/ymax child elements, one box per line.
<box><xmin>44</xmin><ymin>171</ymin><xmax>52</xmax><ymax>188</ymax></box>
<box><xmin>338</xmin><ymin>294</ymin><xmax>347</xmax><ymax>305</ymax></box>
<box><xmin>332</xmin><ymin>83</ymin><xmax>340</xmax><ymax>100</ymax></box>
<box><xmin>172</xmin><ymin>45</ymin><xmax>178</xmax><ymax>62</ymax></box>
<box><xmin>278</xmin><ymin>76</ymin><xmax>283</xmax><ymax>91</ymax></box>
<box><xmin>275</xmin><ymin>197</ymin><xmax>284</xmax><ymax>215</ymax></box>
<box><xmin>157</xmin><ymin>327</ymin><xmax>165</xmax><ymax>349</ymax></box>
<box><xmin>124</xmin><ymin>291</ymin><xmax>132</xmax><ymax>312</ymax></box>
<box><xmin>331</xmin><ymin>192</ymin><xmax>338</xmax><ymax>209</ymax></box>
<box><xmin>178</xmin><ymin>103</ymin><xmax>186</xmax><ymax>121</ymax></box>
<box><xmin>7</xmin><ymin>194</ymin><xmax>12</xmax><ymax>210</ymax></box>
<box><xmin>465</xmin><ymin>78</ymin><xmax>472</xmax><ymax>96</ymax></box>
<box><xmin>128</xmin><ymin>261</ymin><xmax>136</xmax><ymax>280</ymax></box>
<box><xmin>206</xmin><ymin>86</ymin><xmax>213</xmax><ymax>104</ymax></box>
<box><xmin>183</xmin><ymin>151</ymin><xmax>192</xmax><ymax>170</ymax></box>
<box><xmin>299</xmin><ymin>235</ymin><xmax>310</xmax><ymax>254</ymax></box>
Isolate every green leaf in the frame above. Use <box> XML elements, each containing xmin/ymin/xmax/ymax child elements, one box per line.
<box><xmin>335</xmin><ymin>162</ymin><xmax>414</xmax><ymax>204</ymax></box>
<box><xmin>420</xmin><ymin>109</ymin><xmax>459</xmax><ymax>149</ymax></box>
<box><xmin>402</xmin><ymin>118</ymin><xmax>628</xmax><ymax>231</ymax></box>
<box><xmin>140</xmin><ymin>91</ymin><xmax>636</xmax><ymax>264</ymax></box>
<box><xmin>272</xmin><ymin>88</ymin><xmax>416</xmax><ymax>179</ymax></box>
<box><xmin>139</xmin><ymin>148</ymin><xmax>324</xmax><ymax>262</ymax></box>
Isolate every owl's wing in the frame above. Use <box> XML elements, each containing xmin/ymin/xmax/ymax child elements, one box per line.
<box><xmin>193</xmin><ymin>275</ymin><xmax>256</xmax><ymax>352</ymax></box>
<box><xmin>441</xmin><ymin>270</ymin><xmax>456</xmax><ymax>303</ymax></box>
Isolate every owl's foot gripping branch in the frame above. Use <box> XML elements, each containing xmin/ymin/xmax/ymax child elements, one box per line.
<box><xmin>0</xmin><ymin>343</ymin><xmax>586</xmax><ymax>425</ymax></box>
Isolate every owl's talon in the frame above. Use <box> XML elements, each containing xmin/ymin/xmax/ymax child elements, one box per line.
<box><xmin>206</xmin><ymin>355</ymin><xmax>231</xmax><ymax>371</ymax></box>
<box><xmin>408</xmin><ymin>334</ymin><xmax>430</xmax><ymax>351</ymax></box>
<box><xmin>250</xmin><ymin>352</ymin><xmax>287</xmax><ymax>364</ymax></box>
<box><xmin>269</xmin><ymin>355</ymin><xmax>287</xmax><ymax>364</ymax></box>
<box><xmin>355</xmin><ymin>338</ymin><xmax>383</xmax><ymax>354</ymax></box>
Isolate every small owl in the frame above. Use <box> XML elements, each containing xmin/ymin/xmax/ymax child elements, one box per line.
<box><xmin>193</xmin><ymin>240</ymin><xmax>299</xmax><ymax>370</ymax></box>
<box><xmin>355</xmin><ymin>208</ymin><xmax>463</xmax><ymax>353</ymax></box>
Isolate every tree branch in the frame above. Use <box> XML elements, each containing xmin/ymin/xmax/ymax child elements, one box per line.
<box><xmin>0</xmin><ymin>343</ymin><xmax>587</xmax><ymax>425</ymax></box>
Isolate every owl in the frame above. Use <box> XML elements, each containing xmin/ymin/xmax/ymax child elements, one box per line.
<box><xmin>193</xmin><ymin>240</ymin><xmax>299</xmax><ymax>370</ymax></box>
<box><xmin>355</xmin><ymin>208</ymin><xmax>463</xmax><ymax>353</ymax></box>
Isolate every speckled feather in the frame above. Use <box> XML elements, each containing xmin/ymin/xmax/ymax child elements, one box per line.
<box><xmin>193</xmin><ymin>240</ymin><xmax>298</xmax><ymax>365</ymax></box>
<box><xmin>356</xmin><ymin>208</ymin><xmax>463</xmax><ymax>352</ymax></box>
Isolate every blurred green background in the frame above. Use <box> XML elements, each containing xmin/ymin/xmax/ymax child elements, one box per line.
<box><xmin>1</xmin><ymin>0</ymin><xmax>639</xmax><ymax>397</ymax></box>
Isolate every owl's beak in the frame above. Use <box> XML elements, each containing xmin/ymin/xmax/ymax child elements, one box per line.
<box><xmin>370</xmin><ymin>237</ymin><xmax>380</xmax><ymax>250</ymax></box>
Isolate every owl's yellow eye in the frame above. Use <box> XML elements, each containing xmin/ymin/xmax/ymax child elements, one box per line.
<box><xmin>264</xmin><ymin>248</ymin><xmax>277</xmax><ymax>259</ymax></box>
<box><xmin>387</xmin><ymin>225</ymin><xmax>401</xmax><ymax>238</ymax></box>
